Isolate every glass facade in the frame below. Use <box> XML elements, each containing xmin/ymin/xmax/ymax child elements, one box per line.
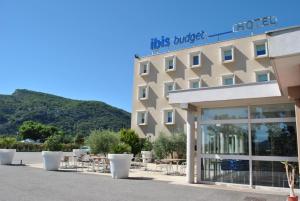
<box><xmin>201</xmin><ymin>124</ymin><xmax>248</xmax><ymax>155</ymax></box>
<box><xmin>202</xmin><ymin>107</ymin><xmax>248</xmax><ymax>120</ymax></box>
<box><xmin>253</xmin><ymin>161</ymin><xmax>299</xmax><ymax>188</ymax></box>
<box><xmin>251</xmin><ymin>122</ymin><xmax>297</xmax><ymax>156</ymax></box>
<box><xmin>201</xmin><ymin>158</ymin><xmax>249</xmax><ymax>185</ymax></box>
<box><xmin>199</xmin><ymin>104</ymin><xmax>297</xmax><ymax>188</ymax></box>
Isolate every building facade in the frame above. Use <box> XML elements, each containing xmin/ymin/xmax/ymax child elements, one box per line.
<box><xmin>131</xmin><ymin>26</ymin><xmax>300</xmax><ymax>189</ymax></box>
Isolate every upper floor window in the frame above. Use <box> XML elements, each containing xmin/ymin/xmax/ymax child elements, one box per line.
<box><xmin>256</xmin><ymin>71</ymin><xmax>270</xmax><ymax>83</ymax></box>
<box><xmin>138</xmin><ymin>85</ymin><xmax>149</xmax><ymax>100</ymax></box>
<box><xmin>137</xmin><ymin>111</ymin><xmax>148</xmax><ymax>125</ymax></box>
<box><xmin>222</xmin><ymin>74</ymin><xmax>235</xmax><ymax>86</ymax></box>
<box><xmin>189</xmin><ymin>51</ymin><xmax>201</xmax><ymax>68</ymax></box>
<box><xmin>164</xmin><ymin>56</ymin><xmax>176</xmax><ymax>72</ymax></box>
<box><xmin>164</xmin><ymin>82</ymin><xmax>176</xmax><ymax>97</ymax></box>
<box><xmin>189</xmin><ymin>79</ymin><xmax>201</xmax><ymax>89</ymax></box>
<box><xmin>221</xmin><ymin>46</ymin><xmax>235</xmax><ymax>63</ymax></box>
<box><xmin>163</xmin><ymin>109</ymin><xmax>175</xmax><ymax>125</ymax></box>
<box><xmin>253</xmin><ymin>40</ymin><xmax>268</xmax><ymax>58</ymax></box>
<box><xmin>139</xmin><ymin>61</ymin><xmax>150</xmax><ymax>76</ymax></box>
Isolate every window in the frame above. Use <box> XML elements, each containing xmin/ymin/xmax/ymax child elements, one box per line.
<box><xmin>201</xmin><ymin>107</ymin><xmax>248</xmax><ymax>121</ymax></box>
<box><xmin>189</xmin><ymin>79</ymin><xmax>200</xmax><ymax>89</ymax></box>
<box><xmin>163</xmin><ymin>109</ymin><xmax>175</xmax><ymax>124</ymax></box>
<box><xmin>139</xmin><ymin>61</ymin><xmax>150</xmax><ymax>76</ymax></box>
<box><xmin>253</xmin><ymin>40</ymin><xmax>268</xmax><ymax>58</ymax></box>
<box><xmin>250</xmin><ymin>104</ymin><xmax>295</xmax><ymax>119</ymax></box>
<box><xmin>164</xmin><ymin>56</ymin><xmax>176</xmax><ymax>72</ymax></box>
<box><xmin>222</xmin><ymin>74</ymin><xmax>235</xmax><ymax>86</ymax></box>
<box><xmin>164</xmin><ymin>82</ymin><xmax>176</xmax><ymax>97</ymax></box>
<box><xmin>256</xmin><ymin>71</ymin><xmax>270</xmax><ymax>83</ymax></box>
<box><xmin>189</xmin><ymin>51</ymin><xmax>201</xmax><ymax>68</ymax></box>
<box><xmin>137</xmin><ymin>111</ymin><xmax>148</xmax><ymax>125</ymax></box>
<box><xmin>201</xmin><ymin>124</ymin><xmax>249</xmax><ymax>155</ymax></box>
<box><xmin>138</xmin><ymin>85</ymin><xmax>148</xmax><ymax>100</ymax></box>
<box><xmin>221</xmin><ymin>46</ymin><xmax>234</xmax><ymax>63</ymax></box>
<box><xmin>251</xmin><ymin>122</ymin><xmax>297</xmax><ymax>156</ymax></box>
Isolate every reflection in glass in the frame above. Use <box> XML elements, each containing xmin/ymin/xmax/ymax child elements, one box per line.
<box><xmin>201</xmin><ymin>107</ymin><xmax>248</xmax><ymax>120</ymax></box>
<box><xmin>251</xmin><ymin>122</ymin><xmax>297</xmax><ymax>156</ymax></box>
<box><xmin>250</xmin><ymin>104</ymin><xmax>295</xmax><ymax>119</ymax></box>
<box><xmin>201</xmin><ymin>124</ymin><xmax>248</xmax><ymax>155</ymax></box>
<box><xmin>201</xmin><ymin>158</ymin><xmax>249</xmax><ymax>184</ymax></box>
<box><xmin>253</xmin><ymin>161</ymin><xmax>299</xmax><ymax>188</ymax></box>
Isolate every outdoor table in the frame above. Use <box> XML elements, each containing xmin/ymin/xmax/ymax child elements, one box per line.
<box><xmin>160</xmin><ymin>159</ymin><xmax>186</xmax><ymax>175</ymax></box>
<box><xmin>90</xmin><ymin>156</ymin><xmax>108</xmax><ymax>172</ymax></box>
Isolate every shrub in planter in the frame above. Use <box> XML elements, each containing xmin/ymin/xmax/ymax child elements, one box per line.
<box><xmin>119</xmin><ymin>129</ymin><xmax>141</xmax><ymax>156</ymax></box>
<box><xmin>141</xmin><ymin>139</ymin><xmax>153</xmax><ymax>163</ymax></box>
<box><xmin>87</xmin><ymin>130</ymin><xmax>119</xmax><ymax>155</ymax></box>
<box><xmin>108</xmin><ymin>142</ymin><xmax>133</xmax><ymax>179</ymax></box>
<box><xmin>112</xmin><ymin>143</ymin><xmax>131</xmax><ymax>154</ymax></box>
<box><xmin>42</xmin><ymin>135</ymin><xmax>63</xmax><ymax>171</ymax></box>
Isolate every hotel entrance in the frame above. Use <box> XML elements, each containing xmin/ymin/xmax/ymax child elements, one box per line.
<box><xmin>197</xmin><ymin>103</ymin><xmax>298</xmax><ymax>188</ymax></box>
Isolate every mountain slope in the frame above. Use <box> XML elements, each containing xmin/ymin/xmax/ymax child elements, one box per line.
<box><xmin>0</xmin><ymin>89</ymin><xmax>131</xmax><ymax>135</ymax></box>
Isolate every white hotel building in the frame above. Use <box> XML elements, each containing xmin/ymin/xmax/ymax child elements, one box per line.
<box><xmin>131</xmin><ymin>26</ymin><xmax>300</xmax><ymax>188</ymax></box>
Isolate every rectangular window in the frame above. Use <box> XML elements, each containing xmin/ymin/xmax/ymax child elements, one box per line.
<box><xmin>201</xmin><ymin>124</ymin><xmax>249</xmax><ymax>155</ymax></box>
<box><xmin>254</xmin><ymin>40</ymin><xmax>268</xmax><ymax>58</ymax></box>
<box><xmin>165</xmin><ymin>56</ymin><xmax>176</xmax><ymax>71</ymax></box>
<box><xmin>256</xmin><ymin>71</ymin><xmax>270</xmax><ymax>83</ymax></box>
<box><xmin>224</xmin><ymin>50</ymin><xmax>232</xmax><ymax>61</ymax></box>
<box><xmin>253</xmin><ymin>161</ymin><xmax>299</xmax><ymax>188</ymax></box>
<box><xmin>222</xmin><ymin>75</ymin><xmax>235</xmax><ymax>86</ymax></box>
<box><xmin>137</xmin><ymin>111</ymin><xmax>147</xmax><ymax>125</ymax></box>
<box><xmin>251</xmin><ymin>122</ymin><xmax>297</xmax><ymax>156</ymax></box>
<box><xmin>189</xmin><ymin>79</ymin><xmax>200</xmax><ymax>89</ymax></box>
<box><xmin>139</xmin><ymin>61</ymin><xmax>149</xmax><ymax>76</ymax></box>
<box><xmin>255</xmin><ymin>44</ymin><xmax>266</xmax><ymax>56</ymax></box>
<box><xmin>250</xmin><ymin>104</ymin><xmax>295</xmax><ymax>119</ymax></box>
<box><xmin>202</xmin><ymin>107</ymin><xmax>248</xmax><ymax>120</ymax></box>
<box><xmin>193</xmin><ymin>55</ymin><xmax>199</xmax><ymax>66</ymax></box>
<box><xmin>138</xmin><ymin>86</ymin><xmax>148</xmax><ymax>100</ymax></box>
<box><xmin>201</xmin><ymin>158</ymin><xmax>249</xmax><ymax>185</ymax></box>
<box><xmin>163</xmin><ymin>109</ymin><xmax>174</xmax><ymax>124</ymax></box>
<box><xmin>164</xmin><ymin>82</ymin><xmax>175</xmax><ymax>97</ymax></box>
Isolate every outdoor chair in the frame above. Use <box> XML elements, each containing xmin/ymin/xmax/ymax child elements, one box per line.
<box><xmin>61</xmin><ymin>156</ymin><xmax>70</xmax><ymax>168</ymax></box>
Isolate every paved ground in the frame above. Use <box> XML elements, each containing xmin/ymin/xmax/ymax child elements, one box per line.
<box><xmin>0</xmin><ymin>152</ymin><xmax>286</xmax><ymax>201</ymax></box>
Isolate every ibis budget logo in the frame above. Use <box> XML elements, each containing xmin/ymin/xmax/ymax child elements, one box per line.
<box><xmin>150</xmin><ymin>31</ymin><xmax>206</xmax><ymax>50</ymax></box>
<box><xmin>150</xmin><ymin>16</ymin><xmax>278</xmax><ymax>51</ymax></box>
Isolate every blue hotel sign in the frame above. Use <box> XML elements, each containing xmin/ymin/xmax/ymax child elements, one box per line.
<box><xmin>150</xmin><ymin>16</ymin><xmax>278</xmax><ymax>51</ymax></box>
<box><xmin>233</xmin><ymin>16</ymin><xmax>277</xmax><ymax>32</ymax></box>
<box><xmin>150</xmin><ymin>31</ymin><xmax>207</xmax><ymax>50</ymax></box>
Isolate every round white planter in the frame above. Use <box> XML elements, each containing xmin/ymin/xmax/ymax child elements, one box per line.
<box><xmin>42</xmin><ymin>151</ymin><xmax>63</xmax><ymax>171</ymax></box>
<box><xmin>0</xmin><ymin>149</ymin><xmax>16</xmax><ymax>165</ymax></box>
<box><xmin>108</xmin><ymin>154</ymin><xmax>133</xmax><ymax>179</ymax></box>
<box><xmin>141</xmin><ymin>151</ymin><xmax>152</xmax><ymax>163</ymax></box>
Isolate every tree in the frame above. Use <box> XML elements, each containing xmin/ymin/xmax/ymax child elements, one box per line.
<box><xmin>87</xmin><ymin>130</ymin><xmax>119</xmax><ymax>155</ymax></box>
<box><xmin>74</xmin><ymin>133</ymin><xmax>85</xmax><ymax>146</ymax></box>
<box><xmin>18</xmin><ymin>121</ymin><xmax>62</xmax><ymax>142</ymax></box>
<box><xmin>119</xmin><ymin>129</ymin><xmax>141</xmax><ymax>155</ymax></box>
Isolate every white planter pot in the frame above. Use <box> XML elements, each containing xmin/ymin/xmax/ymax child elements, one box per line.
<box><xmin>108</xmin><ymin>154</ymin><xmax>133</xmax><ymax>179</ymax></box>
<box><xmin>141</xmin><ymin>151</ymin><xmax>152</xmax><ymax>163</ymax></box>
<box><xmin>42</xmin><ymin>151</ymin><xmax>63</xmax><ymax>171</ymax></box>
<box><xmin>0</xmin><ymin>149</ymin><xmax>16</xmax><ymax>165</ymax></box>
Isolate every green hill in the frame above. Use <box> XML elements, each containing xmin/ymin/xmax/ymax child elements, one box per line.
<box><xmin>0</xmin><ymin>89</ymin><xmax>131</xmax><ymax>136</ymax></box>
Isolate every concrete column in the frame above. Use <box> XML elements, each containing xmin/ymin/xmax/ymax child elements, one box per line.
<box><xmin>296</xmin><ymin>100</ymin><xmax>300</xmax><ymax>174</ymax></box>
<box><xmin>186</xmin><ymin>110</ymin><xmax>195</xmax><ymax>183</ymax></box>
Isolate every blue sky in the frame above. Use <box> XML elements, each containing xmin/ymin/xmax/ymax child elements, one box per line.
<box><xmin>0</xmin><ymin>0</ymin><xmax>299</xmax><ymax>112</ymax></box>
